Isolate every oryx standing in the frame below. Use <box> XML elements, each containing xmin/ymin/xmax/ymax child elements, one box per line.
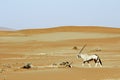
<box><xmin>77</xmin><ymin>44</ymin><xmax>102</xmax><ymax>67</ymax></box>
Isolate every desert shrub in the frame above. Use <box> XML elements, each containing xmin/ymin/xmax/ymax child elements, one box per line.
<box><xmin>21</xmin><ymin>63</ymin><xmax>32</xmax><ymax>69</ymax></box>
<box><xmin>59</xmin><ymin>61</ymin><xmax>72</xmax><ymax>68</ymax></box>
<box><xmin>73</xmin><ymin>46</ymin><xmax>78</xmax><ymax>50</ymax></box>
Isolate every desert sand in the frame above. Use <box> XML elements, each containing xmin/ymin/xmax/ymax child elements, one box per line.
<box><xmin>0</xmin><ymin>26</ymin><xmax>120</xmax><ymax>80</ymax></box>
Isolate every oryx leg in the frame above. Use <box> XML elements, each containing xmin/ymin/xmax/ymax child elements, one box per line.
<box><xmin>87</xmin><ymin>61</ymin><xmax>91</xmax><ymax>68</ymax></box>
<box><xmin>82</xmin><ymin>61</ymin><xmax>91</xmax><ymax>67</ymax></box>
<box><xmin>95</xmin><ymin>62</ymin><xmax>102</xmax><ymax>67</ymax></box>
<box><xmin>99</xmin><ymin>63</ymin><xmax>102</xmax><ymax>67</ymax></box>
<box><xmin>94</xmin><ymin>59</ymin><xmax>98</xmax><ymax>67</ymax></box>
<box><xmin>94</xmin><ymin>59</ymin><xmax>103</xmax><ymax>67</ymax></box>
<box><xmin>95</xmin><ymin>63</ymin><xmax>98</xmax><ymax>67</ymax></box>
<box><xmin>82</xmin><ymin>61</ymin><xmax>85</xmax><ymax>67</ymax></box>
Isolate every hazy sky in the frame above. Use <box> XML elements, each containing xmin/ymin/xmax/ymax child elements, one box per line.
<box><xmin>0</xmin><ymin>0</ymin><xmax>120</xmax><ymax>29</ymax></box>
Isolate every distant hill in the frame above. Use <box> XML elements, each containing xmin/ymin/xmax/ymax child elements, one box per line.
<box><xmin>0</xmin><ymin>27</ymin><xmax>14</xmax><ymax>31</ymax></box>
<box><xmin>0</xmin><ymin>26</ymin><xmax>119</xmax><ymax>36</ymax></box>
<box><xmin>18</xmin><ymin>26</ymin><xmax>120</xmax><ymax>35</ymax></box>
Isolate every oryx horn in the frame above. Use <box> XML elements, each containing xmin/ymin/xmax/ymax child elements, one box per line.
<box><xmin>79</xmin><ymin>44</ymin><xmax>87</xmax><ymax>54</ymax></box>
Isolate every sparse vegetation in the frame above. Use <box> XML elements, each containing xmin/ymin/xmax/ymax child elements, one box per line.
<box><xmin>90</xmin><ymin>48</ymin><xmax>102</xmax><ymax>52</ymax></box>
<box><xmin>21</xmin><ymin>63</ymin><xmax>33</xmax><ymax>69</ymax></box>
<box><xmin>73</xmin><ymin>46</ymin><xmax>78</xmax><ymax>50</ymax></box>
<box><xmin>59</xmin><ymin>61</ymin><xmax>72</xmax><ymax>68</ymax></box>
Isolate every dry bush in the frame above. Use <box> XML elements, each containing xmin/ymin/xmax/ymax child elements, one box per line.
<box><xmin>73</xmin><ymin>46</ymin><xmax>78</xmax><ymax>50</ymax></box>
<box><xmin>21</xmin><ymin>63</ymin><xmax>33</xmax><ymax>69</ymax></box>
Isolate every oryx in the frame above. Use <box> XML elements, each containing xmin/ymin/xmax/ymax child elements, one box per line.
<box><xmin>77</xmin><ymin>44</ymin><xmax>102</xmax><ymax>67</ymax></box>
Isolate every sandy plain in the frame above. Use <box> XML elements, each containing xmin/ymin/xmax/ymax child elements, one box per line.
<box><xmin>0</xmin><ymin>26</ymin><xmax>120</xmax><ymax>80</ymax></box>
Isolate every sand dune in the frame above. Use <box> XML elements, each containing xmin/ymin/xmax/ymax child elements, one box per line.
<box><xmin>0</xmin><ymin>26</ymin><xmax>120</xmax><ymax>36</ymax></box>
<box><xmin>0</xmin><ymin>26</ymin><xmax>120</xmax><ymax>80</ymax></box>
<box><xmin>18</xmin><ymin>26</ymin><xmax>120</xmax><ymax>34</ymax></box>
<box><xmin>0</xmin><ymin>27</ymin><xmax>14</xmax><ymax>31</ymax></box>
<box><xmin>0</xmin><ymin>32</ymin><xmax>119</xmax><ymax>42</ymax></box>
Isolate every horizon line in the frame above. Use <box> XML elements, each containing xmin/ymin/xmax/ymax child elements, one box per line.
<box><xmin>0</xmin><ymin>25</ymin><xmax>120</xmax><ymax>31</ymax></box>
